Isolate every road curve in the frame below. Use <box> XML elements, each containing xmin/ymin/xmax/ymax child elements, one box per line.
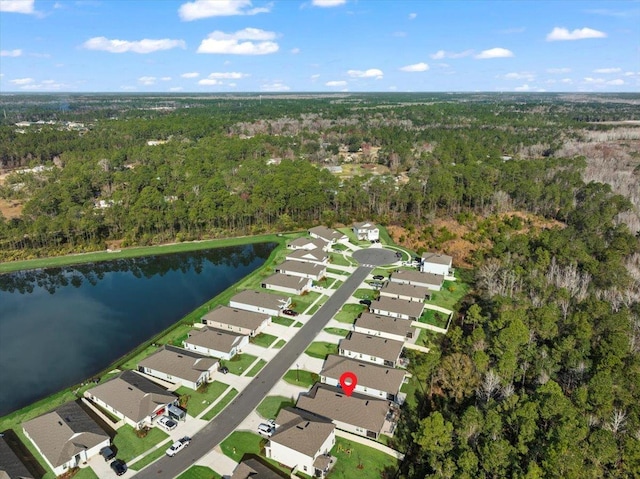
<box><xmin>133</xmin><ymin>265</ymin><xmax>373</xmax><ymax>479</ymax></box>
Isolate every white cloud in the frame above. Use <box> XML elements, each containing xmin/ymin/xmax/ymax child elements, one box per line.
<box><xmin>291</xmin><ymin>47</ymin><xmax>301</xmax><ymax>54</ymax></box>
<box><xmin>198</xmin><ymin>78</ymin><xmax>221</xmax><ymax>85</ymax></box>
<box><xmin>560</xmin><ymin>78</ymin><xmax>573</xmax><ymax>84</ymax></box>
<box><xmin>169</xmin><ymin>87</ymin><xmax>184</xmax><ymax>92</ymax></box>
<box><xmin>181</xmin><ymin>72</ymin><xmax>200</xmax><ymax>78</ymax></box>
<box><xmin>400</xmin><ymin>62</ymin><xmax>429</xmax><ymax>72</ymax></box>
<box><xmin>430</xmin><ymin>49</ymin><xmax>473</xmax><ymax>60</ymax></box>
<box><xmin>514</xmin><ymin>84</ymin><xmax>545</xmax><ymax>92</ymax></box>
<box><xmin>83</xmin><ymin>37</ymin><xmax>186</xmax><ymax>54</ymax></box>
<box><xmin>347</xmin><ymin>68</ymin><xmax>383</xmax><ymax>79</ymax></box>
<box><xmin>408</xmin><ymin>12</ymin><xmax>416</xmax><ymax>20</ymax></box>
<box><xmin>503</xmin><ymin>71</ymin><xmax>535</xmax><ymax>81</ymax></box>
<box><xmin>593</xmin><ymin>67</ymin><xmax>621</xmax><ymax>74</ymax></box>
<box><xmin>326</xmin><ymin>80</ymin><xmax>347</xmax><ymax>87</ymax></box>
<box><xmin>547</xmin><ymin>67</ymin><xmax>571</xmax><ymax>74</ymax></box>
<box><xmin>312</xmin><ymin>0</ymin><xmax>346</xmax><ymax>7</ymax></box>
<box><xmin>1</xmin><ymin>49</ymin><xmax>22</xmax><ymax>57</ymax></box>
<box><xmin>10</xmin><ymin>77</ymin><xmax>34</xmax><ymax>85</ymax></box>
<box><xmin>161</xmin><ymin>76</ymin><xmax>172</xmax><ymax>81</ymax></box>
<box><xmin>475</xmin><ymin>47</ymin><xmax>514</xmax><ymax>59</ymax></box>
<box><xmin>0</xmin><ymin>0</ymin><xmax>35</xmax><ymax>14</ymax></box>
<box><xmin>197</xmin><ymin>28</ymin><xmax>279</xmax><ymax>55</ymax></box>
<box><xmin>179</xmin><ymin>0</ymin><xmax>271</xmax><ymax>21</ymax></box>
<box><xmin>546</xmin><ymin>27</ymin><xmax>607</xmax><ymax>41</ymax></box>
<box><xmin>583</xmin><ymin>77</ymin><xmax>625</xmax><ymax>87</ymax></box>
<box><xmin>310</xmin><ymin>74</ymin><xmax>320</xmax><ymax>80</ymax></box>
<box><xmin>261</xmin><ymin>82</ymin><xmax>290</xmax><ymax>91</ymax></box>
<box><xmin>607</xmin><ymin>79</ymin><xmax>624</xmax><ymax>85</ymax></box>
<box><xmin>205</xmin><ymin>72</ymin><xmax>249</xmax><ymax>79</ymax></box>
<box><xmin>138</xmin><ymin>76</ymin><xmax>156</xmax><ymax>85</ymax></box>
<box><xmin>583</xmin><ymin>77</ymin><xmax>605</xmax><ymax>84</ymax></box>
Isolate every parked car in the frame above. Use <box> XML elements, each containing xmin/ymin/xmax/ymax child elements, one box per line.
<box><xmin>166</xmin><ymin>436</ymin><xmax>191</xmax><ymax>457</ymax></box>
<box><xmin>157</xmin><ymin>415</ymin><xmax>177</xmax><ymax>431</ymax></box>
<box><xmin>219</xmin><ymin>365</ymin><xmax>229</xmax><ymax>374</ymax></box>
<box><xmin>359</xmin><ymin>299</ymin><xmax>372</xmax><ymax>306</ymax></box>
<box><xmin>110</xmin><ymin>459</ymin><xmax>127</xmax><ymax>476</ymax></box>
<box><xmin>282</xmin><ymin>309</ymin><xmax>299</xmax><ymax>317</ymax></box>
<box><xmin>266</xmin><ymin>418</ymin><xmax>276</xmax><ymax>428</ymax></box>
<box><xmin>258</xmin><ymin>423</ymin><xmax>275</xmax><ymax>437</ymax></box>
<box><xmin>372</xmin><ymin>275</ymin><xmax>385</xmax><ymax>280</ymax></box>
<box><xmin>100</xmin><ymin>446</ymin><xmax>116</xmax><ymax>462</ymax></box>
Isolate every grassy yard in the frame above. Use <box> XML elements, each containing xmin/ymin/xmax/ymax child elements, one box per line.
<box><xmin>428</xmin><ymin>280</ymin><xmax>470</xmax><ymax>311</ymax></box>
<box><xmin>353</xmin><ymin>288</ymin><xmax>378</xmax><ymax>300</ymax></box>
<box><xmin>72</xmin><ymin>468</ymin><xmax>100</xmax><ymax>479</ymax></box>
<box><xmin>129</xmin><ymin>446</ymin><xmax>168</xmax><ymax>471</ymax></box>
<box><xmin>256</xmin><ymin>395</ymin><xmax>295</xmax><ymax>420</ymax></box>
<box><xmin>328</xmin><ymin>279</ymin><xmax>344</xmax><ymax>290</ymax></box>
<box><xmin>329</xmin><ymin>252</ymin><xmax>354</xmax><ymax>267</ymax></box>
<box><xmin>272</xmin><ymin>316</ymin><xmax>295</xmax><ymax>326</ymax></box>
<box><xmin>289</xmin><ymin>291</ymin><xmax>321</xmax><ymax>313</ymax></box>
<box><xmin>415</xmin><ymin>328</ymin><xmax>437</xmax><ymax>348</ymax></box>
<box><xmin>334</xmin><ymin>304</ymin><xmax>366</xmax><ymax>324</ymax></box>
<box><xmin>328</xmin><ymin>438</ymin><xmax>399</xmax><ymax>479</ymax></box>
<box><xmin>274</xmin><ymin>339</ymin><xmax>286</xmax><ymax>348</ymax></box>
<box><xmin>305</xmin><ymin>342</ymin><xmax>338</xmax><ymax>359</ymax></box>
<box><xmin>418</xmin><ymin>309</ymin><xmax>449</xmax><ymax>329</ymax></box>
<box><xmin>177</xmin><ymin>466</ymin><xmax>222</xmax><ymax>479</ymax></box>
<box><xmin>283</xmin><ymin>370</ymin><xmax>319</xmax><ymax>388</ymax></box>
<box><xmin>326</xmin><ymin>267</ymin><xmax>349</xmax><ymax>276</ymax></box>
<box><xmin>176</xmin><ymin>381</ymin><xmax>229</xmax><ymax>417</ymax></box>
<box><xmin>225</xmin><ymin>354</ymin><xmax>259</xmax><ymax>375</ymax></box>
<box><xmin>201</xmin><ymin>388</ymin><xmax>238</xmax><ymax>421</ymax></box>
<box><xmin>250</xmin><ymin>333</ymin><xmax>278</xmax><ymax>348</ymax></box>
<box><xmin>246</xmin><ymin>359</ymin><xmax>267</xmax><ymax>377</ymax></box>
<box><xmin>323</xmin><ymin>327</ymin><xmax>350</xmax><ymax>337</ymax></box>
<box><xmin>220</xmin><ymin>432</ymin><xmax>264</xmax><ymax>462</ymax></box>
<box><xmin>112</xmin><ymin>425</ymin><xmax>168</xmax><ymax>463</ymax></box>
<box><xmin>294</xmin><ymin>321</ymin><xmax>303</xmax><ymax>328</ymax></box>
<box><xmin>400</xmin><ymin>375</ymin><xmax>420</xmax><ymax>411</ymax></box>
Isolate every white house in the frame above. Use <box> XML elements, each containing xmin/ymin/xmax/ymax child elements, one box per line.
<box><xmin>352</xmin><ymin>222</ymin><xmax>380</xmax><ymax>241</ymax></box>
<box><xmin>202</xmin><ymin>305</ymin><xmax>271</xmax><ymax>337</ymax></box>
<box><xmin>137</xmin><ymin>345</ymin><xmax>218</xmax><ymax>390</ymax></box>
<box><xmin>286</xmin><ymin>248</ymin><xmax>329</xmax><ymax>265</ymax></box>
<box><xmin>379</xmin><ymin>281</ymin><xmax>430</xmax><ymax>302</ymax></box>
<box><xmin>420</xmin><ymin>252</ymin><xmax>453</xmax><ymax>276</ymax></box>
<box><xmin>229</xmin><ymin>290</ymin><xmax>291</xmax><ymax>317</ymax></box>
<box><xmin>183</xmin><ymin>327</ymin><xmax>249</xmax><ymax>361</ymax></box>
<box><xmin>320</xmin><ymin>355</ymin><xmax>406</xmax><ymax>403</ymax></box>
<box><xmin>287</xmin><ymin>237</ymin><xmax>329</xmax><ymax>252</ymax></box>
<box><xmin>339</xmin><ymin>332</ymin><xmax>404</xmax><ymax>367</ymax></box>
<box><xmin>389</xmin><ymin>270</ymin><xmax>444</xmax><ymax>291</ymax></box>
<box><xmin>308</xmin><ymin>226</ymin><xmax>348</xmax><ymax>245</ymax></box>
<box><xmin>86</xmin><ymin>370</ymin><xmax>177</xmax><ymax>430</ymax></box>
<box><xmin>262</xmin><ymin>273</ymin><xmax>312</xmax><ymax>296</ymax></box>
<box><xmin>23</xmin><ymin>402</ymin><xmax>110</xmax><ymax>476</ymax></box>
<box><xmin>370</xmin><ymin>296</ymin><xmax>425</xmax><ymax>321</ymax></box>
<box><xmin>297</xmin><ymin>384</ymin><xmax>396</xmax><ymax>440</ymax></box>
<box><xmin>354</xmin><ymin>312</ymin><xmax>417</xmax><ymax>342</ymax></box>
<box><xmin>265</xmin><ymin>407</ymin><xmax>336</xmax><ymax>478</ymax></box>
<box><xmin>275</xmin><ymin>260</ymin><xmax>326</xmax><ymax>281</ymax></box>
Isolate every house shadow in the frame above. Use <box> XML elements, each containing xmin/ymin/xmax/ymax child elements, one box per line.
<box><xmin>1</xmin><ymin>428</ymin><xmax>47</xmax><ymax>479</ymax></box>
<box><xmin>232</xmin><ymin>453</ymin><xmax>290</xmax><ymax>479</ymax></box>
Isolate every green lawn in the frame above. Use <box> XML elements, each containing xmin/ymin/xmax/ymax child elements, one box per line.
<box><xmin>272</xmin><ymin>316</ymin><xmax>295</xmax><ymax>326</ymax></box>
<box><xmin>283</xmin><ymin>369</ymin><xmax>319</xmax><ymax>388</ymax></box>
<box><xmin>428</xmin><ymin>280</ymin><xmax>470</xmax><ymax>310</ymax></box>
<box><xmin>334</xmin><ymin>304</ymin><xmax>366</xmax><ymax>324</ymax></box>
<box><xmin>220</xmin><ymin>432</ymin><xmax>264</xmax><ymax>462</ymax></box>
<box><xmin>331</xmin><ymin>243</ymin><xmax>349</xmax><ymax>251</ymax></box>
<box><xmin>328</xmin><ymin>438</ymin><xmax>399</xmax><ymax>479</ymax></box>
<box><xmin>250</xmin><ymin>333</ymin><xmax>278</xmax><ymax>348</ymax></box>
<box><xmin>274</xmin><ymin>339</ymin><xmax>286</xmax><ymax>348</ymax></box>
<box><xmin>176</xmin><ymin>381</ymin><xmax>229</xmax><ymax>417</ymax></box>
<box><xmin>256</xmin><ymin>395</ymin><xmax>295</xmax><ymax>420</ymax></box>
<box><xmin>72</xmin><ymin>467</ymin><xmax>100</xmax><ymax>479</ymax></box>
<box><xmin>112</xmin><ymin>425</ymin><xmax>168</xmax><ymax>463</ymax></box>
<box><xmin>326</xmin><ymin>267</ymin><xmax>349</xmax><ymax>276</ymax></box>
<box><xmin>246</xmin><ymin>359</ymin><xmax>267</xmax><ymax>377</ymax></box>
<box><xmin>353</xmin><ymin>288</ymin><xmax>377</xmax><ymax>300</ymax></box>
<box><xmin>329</xmin><ymin>252</ymin><xmax>353</xmax><ymax>267</ymax></box>
<box><xmin>337</xmin><ymin>227</ymin><xmax>371</xmax><ymax>246</ymax></box>
<box><xmin>305</xmin><ymin>342</ymin><xmax>338</xmax><ymax>359</ymax></box>
<box><xmin>418</xmin><ymin>309</ymin><xmax>449</xmax><ymax>328</ymax></box>
<box><xmin>416</xmin><ymin>328</ymin><xmax>437</xmax><ymax>348</ymax></box>
<box><xmin>201</xmin><ymin>388</ymin><xmax>238</xmax><ymax>421</ymax></box>
<box><xmin>225</xmin><ymin>354</ymin><xmax>259</xmax><ymax>375</ymax></box>
<box><xmin>323</xmin><ymin>327</ymin><xmax>350</xmax><ymax>337</ymax></box>
<box><xmin>177</xmin><ymin>466</ymin><xmax>222</xmax><ymax>479</ymax></box>
<box><xmin>400</xmin><ymin>375</ymin><xmax>420</xmax><ymax>410</ymax></box>
<box><xmin>329</xmin><ymin>279</ymin><xmax>344</xmax><ymax>290</ymax></box>
<box><xmin>294</xmin><ymin>321</ymin><xmax>303</xmax><ymax>328</ymax></box>
<box><xmin>129</xmin><ymin>445</ymin><xmax>168</xmax><ymax>471</ymax></box>
<box><xmin>290</xmin><ymin>291</ymin><xmax>321</xmax><ymax>313</ymax></box>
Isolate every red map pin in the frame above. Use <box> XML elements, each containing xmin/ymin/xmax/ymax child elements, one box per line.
<box><xmin>339</xmin><ymin>371</ymin><xmax>358</xmax><ymax>396</ymax></box>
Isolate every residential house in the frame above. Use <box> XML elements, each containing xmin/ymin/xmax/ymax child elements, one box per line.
<box><xmin>262</xmin><ymin>273</ymin><xmax>312</xmax><ymax>296</ymax></box>
<box><xmin>275</xmin><ymin>260</ymin><xmax>326</xmax><ymax>281</ymax></box>
<box><xmin>287</xmin><ymin>237</ymin><xmax>328</xmax><ymax>252</ymax></box>
<box><xmin>137</xmin><ymin>345</ymin><xmax>218</xmax><ymax>390</ymax></box>
<box><xmin>297</xmin><ymin>384</ymin><xmax>396</xmax><ymax>440</ymax></box>
<box><xmin>202</xmin><ymin>305</ymin><xmax>271</xmax><ymax>337</ymax></box>
<box><xmin>370</xmin><ymin>297</ymin><xmax>425</xmax><ymax>321</ymax></box>
<box><xmin>229</xmin><ymin>290</ymin><xmax>291</xmax><ymax>317</ymax></box>
<box><xmin>265</xmin><ymin>407</ymin><xmax>336</xmax><ymax>478</ymax></box>
<box><xmin>23</xmin><ymin>402</ymin><xmax>110</xmax><ymax>476</ymax></box>
<box><xmin>420</xmin><ymin>252</ymin><xmax>453</xmax><ymax>276</ymax></box>
<box><xmin>339</xmin><ymin>332</ymin><xmax>404</xmax><ymax>367</ymax></box>
<box><xmin>285</xmin><ymin>248</ymin><xmax>329</xmax><ymax>265</ymax></box>
<box><xmin>354</xmin><ymin>312</ymin><xmax>417</xmax><ymax>342</ymax></box>
<box><xmin>352</xmin><ymin>222</ymin><xmax>380</xmax><ymax>241</ymax></box>
<box><xmin>320</xmin><ymin>355</ymin><xmax>406</xmax><ymax>403</ymax></box>
<box><xmin>183</xmin><ymin>327</ymin><xmax>249</xmax><ymax>361</ymax></box>
<box><xmin>86</xmin><ymin>370</ymin><xmax>177</xmax><ymax>430</ymax></box>
<box><xmin>308</xmin><ymin>226</ymin><xmax>348</xmax><ymax>245</ymax></box>
<box><xmin>231</xmin><ymin>458</ymin><xmax>284</xmax><ymax>479</ymax></box>
<box><xmin>0</xmin><ymin>435</ymin><xmax>34</xmax><ymax>479</ymax></box>
<box><xmin>379</xmin><ymin>281</ymin><xmax>430</xmax><ymax>302</ymax></box>
<box><xmin>389</xmin><ymin>270</ymin><xmax>444</xmax><ymax>291</ymax></box>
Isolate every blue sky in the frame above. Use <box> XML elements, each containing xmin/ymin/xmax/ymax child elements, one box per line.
<box><xmin>0</xmin><ymin>0</ymin><xmax>638</xmax><ymax>92</ymax></box>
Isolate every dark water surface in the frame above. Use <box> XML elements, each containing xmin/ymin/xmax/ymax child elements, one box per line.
<box><xmin>0</xmin><ymin>243</ymin><xmax>276</xmax><ymax>416</ymax></box>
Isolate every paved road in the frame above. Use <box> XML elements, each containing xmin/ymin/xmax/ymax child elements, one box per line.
<box><xmin>133</xmin><ymin>265</ymin><xmax>373</xmax><ymax>479</ymax></box>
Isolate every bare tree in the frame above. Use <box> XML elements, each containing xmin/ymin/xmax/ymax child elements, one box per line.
<box><xmin>477</xmin><ymin>369</ymin><xmax>501</xmax><ymax>402</ymax></box>
<box><xmin>604</xmin><ymin>409</ymin><xmax>627</xmax><ymax>435</ymax></box>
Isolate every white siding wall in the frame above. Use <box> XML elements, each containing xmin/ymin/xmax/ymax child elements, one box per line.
<box><xmin>352</xmin><ymin>325</ymin><xmax>406</xmax><ymax>343</ymax></box>
<box><xmin>228</xmin><ymin>301</ymin><xmax>283</xmax><ymax>318</ymax></box>
<box><xmin>263</xmin><ymin>283</ymin><xmax>301</xmax><ymax>295</ymax></box>
<box><xmin>339</xmin><ymin>348</ymin><xmax>385</xmax><ymax>366</ymax></box>
<box><xmin>420</xmin><ymin>262</ymin><xmax>450</xmax><ymax>276</ymax></box>
<box><xmin>321</xmin><ymin>376</ymin><xmax>388</xmax><ymax>400</ymax></box>
<box><xmin>142</xmin><ymin>367</ymin><xmax>209</xmax><ymax>390</ymax></box>
<box><xmin>267</xmin><ymin>442</ymin><xmax>315</xmax><ymax>474</ymax></box>
<box><xmin>371</xmin><ymin>308</ymin><xmax>410</xmax><ymax>320</ymax></box>
<box><xmin>379</xmin><ymin>291</ymin><xmax>424</xmax><ymax>302</ymax></box>
<box><xmin>333</xmin><ymin>419</ymin><xmax>378</xmax><ymax>439</ymax></box>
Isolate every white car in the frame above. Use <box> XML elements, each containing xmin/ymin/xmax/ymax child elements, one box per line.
<box><xmin>157</xmin><ymin>416</ymin><xmax>177</xmax><ymax>431</ymax></box>
<box><xmin>257</xmin><ymin>423</ymin><xmax>274</xmax><ymax>437</ymax></box>
<box><xmin>166</xmin><ymin>437</ymin><xmax>191</xmax><ymax>457</ymax></box>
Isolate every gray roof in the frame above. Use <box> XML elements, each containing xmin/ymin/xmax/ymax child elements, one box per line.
<box><xmin>138</xmin><ymin>345</ymin><xmax>218</xmax><ymax>383</ymax></box>
<box><xmin>286</xmin><ymin>248</ymin><xmax>327</xmax><ymax>262</ymax></box>
<box><xmin>391</xmin><ymin>270</ymin><xmax>444</xmax><ymax>287</ymax></box>
<box><xmin>380</xmin><ymin>281</ymin><xmax>430</xmax><ymax>300</ymax></box>
<box><xmin>421</xmin><ymin>252</ymin><xmax>453</xmax><ymax>266</ymax></box>
<box><xmin>321</xmin><ymin>355</ymin><xmax>406</xmax><ymax>395</ymax></box>
<box><xmin>22</xmin><ymin>401</ymin><xmax>108</xmax><ymax>469</ymax></box>
<box><xmin>230</xmin><ymin>290</ymin><xmax>290</xmax><ymax>311</ymax></box>
<box><xmin>185</xmin><ymin>327</ymin><xmax>246</xmax><ymax>353</ymax></box>
<box><xmin>371</xmin><ymin>297</ymin><xmax>425</xmax><ymax>318</ymax></box>
<box><xmin>297</xmin><ymin>384</ymin><xmax>390</xmax><ymax>434</ymax></box>
<box><xmin>270</xmin><ymin>407</ymin><xmax>334</xmax><ymax>457</ymax></box>
<box><xmin>353</xmin><ymin>221</ymin><xmax>377</xmax><ymax>230</ymax></box>
<box><xmin>308</xmin><ymin>226</ymin><xmax>346</xmax><ymax>242</ymax></box>
<box><xmin>0</xmin><ymin>436</ymin><xmax>33</xmax><ymax>479</ymax></box>
<box><xmin>203</xmin><ymin>305</ymin><xmax>271</xmax><ymax>330</ymax></box>
<box><xmin>276</xmin><ymin>260</ymin><xmax>325</xmax><ymax>277</ymax></box>
<box><xmin>262</xmin><ymin>273</ymin><xmax>310</xmax><ymax>290</ymax></box>
<box><xmin>287</xmin><ymin>237</ymin><xmax>327</xmax><ymax>250</ymax></box>
<box><xmin>89</xmin><ymin>370</ymin><xmax>176</xmax><ymax>423</ymax></box>
<box><xmin>339</xmin><ymin>332</ymin><xmax>404</xmax><ymax>362</ymax></box>
<box><xmin>355</xmin><ymin>312</ymin><xmax>416</xmax><ymax>338</ymax></box>
<box><xmin>231</xmin><ymin>458</ymin><xmax>284</xmax><ymax>479</ymax></box>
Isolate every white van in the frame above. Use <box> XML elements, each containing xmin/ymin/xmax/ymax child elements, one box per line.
<box><xmin>257</xmin><ymin>423</ymin><xmax>274</xmax><ymax>437</ymax></box>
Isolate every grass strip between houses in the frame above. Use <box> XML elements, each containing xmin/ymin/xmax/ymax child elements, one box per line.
<box><xmin>246</xmin><ymin>359</ymin><xmax>267</xmax><ymax>377</ymax></box>
<box><xmin>201</xmin><ymin>389</ymin><xmax>238</xmax><ymax>421</ymax></box>
<box><xmin>129</xmin><ymin>444</ymin><xmax>169</xmax><ymax>471</ymax></box>
<box><xmin>176</xmin><ymin>466</ymin><xmax>223</xmax><ymax>479</ymax></box>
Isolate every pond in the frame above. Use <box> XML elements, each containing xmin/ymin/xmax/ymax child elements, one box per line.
<box><xmin>0</xmin><ymin>242</ymin><xmax>276</xmax><ymax>417</ymax></box>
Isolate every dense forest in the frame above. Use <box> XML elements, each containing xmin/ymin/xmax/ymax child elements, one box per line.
<box><xmin>1</xmin><ymin>92</ymin><xmax>639</xmax><ymax>477</ymax></box>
